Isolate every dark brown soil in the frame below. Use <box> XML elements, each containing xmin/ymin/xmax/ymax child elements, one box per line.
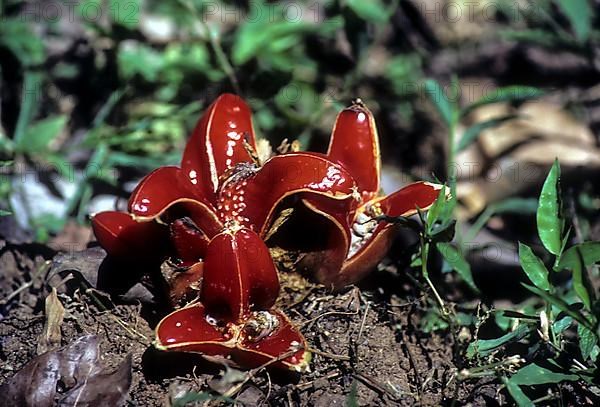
<box><xmin>0</xmin><ymin>236</ymin><xmax>497</xmax><ymax>406</ymax></box>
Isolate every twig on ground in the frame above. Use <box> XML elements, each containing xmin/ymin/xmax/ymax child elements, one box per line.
<box><xmin>308</xmin><ymin>347</ymin><xmax>351</xmax><ymax>362</ymax></box>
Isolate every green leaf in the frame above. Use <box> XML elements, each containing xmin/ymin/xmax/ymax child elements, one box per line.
<box><xmin>231</xmin><ymin>6</ymin><xmax>328</xmax><ymax>67</ymax></box>
<box><xmin>537</xmin><ymin>159</ymin><xmax>564</xmax><ymax>256</ymax></box>
<box><xmin>0</xmin><ymin>131</ymin><xmax>14</xmax><ymax>154</ymax></box>
<box><xmin>163</xmin><ymin>43</ymin><xmax>211</xmax><ymax>80</ymax></box>
<box><xmin>79</xmin><ymin>0</ymin><xmax>140</xmax><ymax>29</ymax></box>
<box><xmin>555</xmin><ymin>0</ymin><xmax>592</xmax><ymax>42</ymax></box>
<box><xmin>424</xmin><ymin>79</ymin><xmax>455</xmax><ymax>127</ymax></box>
<box><xmin>578</xmin><ymin>324</ymin><xmax>598</xmax><ymax>361</ymax></box>
<box><xmin>430</xmin><ymin>219</ymin><xmax>456</xmax><ymax>243</ymax></box>
<box><xmin>467</xmin><ymin>324</ymin><xmax>530</xmax><ymax>358</ymax></box>
<box><xmin>553</xmin><ymin>316</ymin><xmax>573</xmax><ymax>334</ymax></box>
<box><xmin>558</xmin><ymin>242</ymin><xmax>600</xmax><ymax>270</ymax></box>
<box><xmin>522</xmin><ymin>283</ymin><xmax>593</xmax><ymax>331</ymax></box>
<box><xmin>385</xmin><ymin>54</ymin><xmax>423</xmax><ymax>96</ymax></box>
<box><xmin>503</xmin><ymin>377</ymin><xmax>533</xmax><ymax>407</ymax></box>
<box><xmin>466</xmin><ymin>198</ymin><xmax>538</xmax><ymax>242</ymax></box>
<box><xmin>117</xmin><ymin>42</ymin><xmax>165</xmax><ymax>81</ymax></box>
<box><xmin>426</xmin><ymin>185</ymin><xmax>451</xmax><ymax>233</ymax></box>
<box><xmin>346</xmin><ymin>381</ymin><xmax>359</xmax><ymax>407</ymax></box>
<box><xmin>426</xmin><ymin>185</ymin><xmax>456</xmax><ymax>242</ymax></box>
<box><xmin>457</xmin><ymin>115</ymin><xmax>518</xmax><ymax>152</ymax></box>
<box><xmin>345</xmin><ymin>0</ymin><xmax>390</xmax><ymax>23</ymax></box>
<box><xmin>172</xmin><ymin>391</ymin><xmax>234</xmax><ymax>407</ymax></box>
<box><xmin>462</xmin><ymin>86</ymin><xmax>544</xmax><ymax>116</ymax></box>
<box><xmin>498</xmin><ymin>310</ymin><xmax>539</xmax><ymax>321</ymax></box>
<box><xmin>518</xmin><ymin>243</ymin><xmax>551</xmax><ymax>291</ymax></box>
<box><xmin>436</xmin><ymin>243</ymin><xmax>479</xmax><ymax>293</ymax></box>
<box><xmin>13</xmin><ymin>71</ymin><xmax>42</xmax><ymax>147</ymax></box>
<box><xmin>0</xmin><ymin>210</ymin><xmax>12</xmax><ymax>216</ymax></box>
<box><xmin>501</xmin><ymin>28</ymin><xmax>562</xmax><ymax>48</ymax></box>
<box><xmin>572</xmin><ymin>251</ymin><xmax>594</xmax><ymax>310</ymax></box>
<box><xmin>510</xmin><ymin>363</ymin><xmax>578</xmax><ymax>385</ymax></box>
<box><xmin>0</xmin><ymin>18</ymin><xmax>45</xmax><ymax>66</ymax></box>
<box><xmin>421</xmin><ymin>307</ymin><xmax>450</xmax><ymax>332</ymax></box>
<box><xmin>32</xmin><ymin>214</ymin><xmax>67</xmax><ymax>242</ymax></box>
<box><xmin>17</xmin><ymin>115</ymin><xmax>67</xmax><ymax>153</ymax></box>
<box><xmin>493</xmin><ymin>198</ymin><xmax>539</xmax><ymax>215</ymax></box>
<box><xmin>106</xmin><ymin>151</ymin><xmax>179</xmax><ymax>169</ymax></box>
<box><xmin>109</xmin><ymin>0</ymin><xmax>140</xmax><ymax>28</ymax></box>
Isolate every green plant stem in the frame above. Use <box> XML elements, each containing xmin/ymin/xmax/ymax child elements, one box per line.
<box><xmin>13</xmin><ymin>71</ymin><xmax>41</xmax><ymax>150</ymax></box>
<box><xmin>458</xmin><ymin>356</ymin><xmax>523</xmax><ymax>380</ymax></box>
<box><xmin>177</xmin><ymin>0</ymin><xmax>241</xmax><ymax>94</ymax></box>
<box><xmin>420</xmin><ymin>233</ymin><xmax>447</xmax><ymax>315</ymax></box>
<box><xmin>523</xmin><ymin>0</ymin><xmax>578</xmax><ymax>46</ymax></box>
<box><xmin>465</xmin><ymin>206</ymin><xmax>494</xmax><ymax>243</ymax></box>
<box><xmin>205</xmin><ymin>25</ymin><xmax>241</xmax><ymax>94</ymax></box>
<box><xmin>448</xmin><ymin>118</ymin><xmax>458</xmax><ymax>190</ymax></box>
<box><xmin>63</xmin><ymin>143</ymin><xmax>109</xmax><ymax>218</ymax></box>
<box><xmin>76</xmin><ymin>184</ymin><xmax>93</xmax><ymax>223</ymax></box>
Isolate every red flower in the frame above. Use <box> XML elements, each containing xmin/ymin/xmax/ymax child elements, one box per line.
<box><xmin>91</xmin><ymin>94</ymin><xmax>442</xmax><ymax>372</ymax></box>
<box><xmin>272</xmin><ymin>99</ymin><xmax>444</xmax><ymax>288</ymax></box>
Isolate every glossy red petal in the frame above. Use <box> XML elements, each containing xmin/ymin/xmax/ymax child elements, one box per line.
<box><xmin>236</xmin><ymin>310</ymin><xmax>310</xmax><ymax>372</ymax></box>
<box><xmin>296</xmin><ymin>197</ymin><xmax>353</xmax><ymax>289</ymax></box>
<box><xmin>243</xmin><ymin>152</ymin><xmax>357</xmax><ymax>236</ymax></box>
<box><xmin>91</xmin><ymin>211</ymin><xmax>167</xmax><ymax>258</ymax></box>
<box><xmin>128</xmin><ymin>166</ymin><xmax>222</xmax><ymax>236</ymax></box>
<box><xmin>334</xmin><ymin>182</ymin><xmax>444</xmax><ymax>288</ymax></box>
<box><xmin>169</xmin><ymin>218</ymin><xmax>210</xmax><ymax>265</ymax></box>
<box><xmin>181</xmin><ymin>94</ymin><xmax>257</xmax><ymax>199</ymax></box>
<box><xmin>201</xmin><ymin>228</ymin><xmax>280</xmax><ymax>322</ymax></box>
<box><xmin>327</xmin><ymin>101</ymin><xmax>380</xmax><ymax>201</ymax></box>
<box><xmin>337</xmin><ymin>225</ymin><xmax>397</xmax><ymax>288</ymax></box>
<box><xmin>375</xmin><ymin>181</ymin><xmax>443</xmax><ymax>218</ymax></box>
<box><xmin>155</xmin><ymin>304</ymin><xmax>234</xmax><ymax>355</ymax></box>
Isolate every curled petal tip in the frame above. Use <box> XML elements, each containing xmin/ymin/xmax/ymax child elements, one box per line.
<box><xmin>379</xmin><ymin>181</ymin><xmax>444</xmax><ymax>218</ymax></box>
<box><xmin>128</xmin><ymin>166</ymin><xmax>222</xmax><ymax>237</ymax></box>
<box><xmin>328</xmin><ymin>101</ymin><xmax>380</xmax><ymax>200</ymax></box>
<box><xmin>91</xmin><ymin>210</ymin><xmax>166</xmax><ymax>258</ymax></box>
<box><xmin>182</xmin><ymin>94</ymin><xmax>257</xmax><ymax>198</ymax></box>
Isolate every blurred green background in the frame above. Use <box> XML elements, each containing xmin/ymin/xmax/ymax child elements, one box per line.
<box><xmin>1</xmin><ymin>0</ymin><xmax>599</xmax><ymax>241</ymax></box>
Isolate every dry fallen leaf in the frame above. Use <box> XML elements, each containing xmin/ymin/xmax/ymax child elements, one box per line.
<box><xmin>456</xmin><ymin>101</ymin><xmax>600</xmax><ymax>217</ymax></box>
<box><xmin>0</xmin><ymin>335</ymin><xmax>132</xmax><ymax>407</ymax></box>
<box><xmin>59</xmin><ymin>354</ymin><xmax>133</xmax><ymax>407</ymax></box>
<box><xmin>37</xmin><ymin>287</ymin><xmax>65</xmax><ymax>355</ymax></box>
<box><xmin>47</xmin><ymin>247</ymin><xmax>155</xmax><ymax>304</ymax></box>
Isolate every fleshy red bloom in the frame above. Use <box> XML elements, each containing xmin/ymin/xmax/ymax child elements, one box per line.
<box><xmin>91</xmin><ymin>94</ymin><xmax>442</xmax><ymax>372</ymax></box>
<box><xmin>291</xmin><ymin>100</ymin><xmax>444</xmax><ymax>288</ymax></box>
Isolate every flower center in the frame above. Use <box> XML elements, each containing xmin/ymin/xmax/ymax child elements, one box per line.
<box><xmin>348</xmin><ymin>203</ymin><xmax>381</xmax><ymax>258</ymax></box>
<box><xmin>216</xmin><ymin>162</ymin><xmax>258</xmax><ymax>225</ymax></box>
<box><xmin>243</xmin><ymin>311</ymin><xmax>280</xmax><ymax>342</ymax></box>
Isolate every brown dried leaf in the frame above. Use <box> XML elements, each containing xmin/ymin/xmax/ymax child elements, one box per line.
<box><xmin>48</xmin><ymin>247</ymin><xmax>107</xmax><ymax>288</ymax></box>
<box><xmin>58</xmin><ymin>354</ymin><xmax>132</xmax><ymax>406</ymax></box>
<box><xmin>37</xmin><ymin>287</ymin><xmax>65</xmax><ymax>354</ymax></box>
<box><xmin>0</xmin><ymin>335</ymin><xmax>132</xmax><ymax>407</ymax></box>
<box><xmin>456</xmin><ymin>101</ymin><xmax>600</xmax><ymax>216</ymax></box>
<box><xmin>47</xmin><ymin>247</ymin><xmax>155</xmax><ymax>303</ymax></box>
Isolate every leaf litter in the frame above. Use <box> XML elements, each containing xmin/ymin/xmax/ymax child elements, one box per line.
<box><xmin>0</xmin><ymin>335</ymin><xmax>132</xmax><ymax>407</ymax></box>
